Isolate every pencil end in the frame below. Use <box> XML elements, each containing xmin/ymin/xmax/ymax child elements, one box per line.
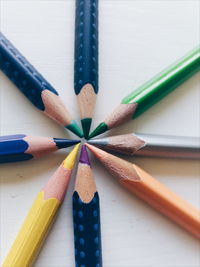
<box><xmin>66</xmin><ymin>120</ymin><xmax>84</xmax><ymax>138</ymax></box>
<box><xmin>63</xmin><ymin>143</ymin><xmax>81</xmax><ymax>170</ymax></box>
<box><xmin>54</xmin><ymin>138</ymin><xmax>80</xmax><ymax>149</ymax></box>
<box><xmin>85</xmin><ymin>143</ymin><xmax>107</xmax><ymax>159</ymax></box>
<box><xmin>81</xmin><ymin>118</ymin><xmax>92</xmax><ymax>139</ymax></box>
<box><xmin>79</xmin><ymin>145</ymin><xmax>91</xmax><ymax>166</ymax></box>
<box><xmin>88</xmin><ymin>122</ymin><xmax>108</xmax><ymax>139</ymax></box>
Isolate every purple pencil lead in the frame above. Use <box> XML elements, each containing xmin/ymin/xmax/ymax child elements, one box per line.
<box><xmin>79</xmin><ymin>145</ymin><xmax>91</xmax><ymax>166</ymax></box>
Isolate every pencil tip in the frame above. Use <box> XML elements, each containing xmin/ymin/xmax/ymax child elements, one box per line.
<box><xmin>54</xmin><ymin>138</ymin><xmax>80</xmax><ymax>148</ymax></box>
<box><xmin>81</xmin><ymin>118</ymin><xmax>92</xmax><ymax>139</ymax></box>
<box><xmin>66</xmin><ymin>120</ymin><xmax>84</xmax><ymax>138</ymax></box>
<box><xmin>88</xmin><ymin>122</ymin><xmax>108</xmax><ymax>139</ymax></box>
<box><xmin>63</xmin><ymin>143</ymin><xmax>80</xmax><ymax>170</ymax></box>
<box><xmin>79</xmin><ymin>145</ymin><xmax>91</xmax><ymax>166</ymax></box>
<box><xmin>86</xmin><ymin>143</ymin><xmax>107</xmax><ymax>159</ymax></box>
<box><xmin>87</xmin><ymin>138</ymin><xmax>107</xmax><ymax>146</ymax></box>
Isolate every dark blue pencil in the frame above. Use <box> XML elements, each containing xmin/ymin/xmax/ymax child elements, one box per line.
<box><xmin>74</xmin><ymin>0</ymin><xmax>99</xmax><ymax>139</ymax></box>
<box><xmin>0</xmin><ymin>134</ymin><xmax>80</xmax><ymax>163</ymax></box>
<box><xmin>0</xmin><ymin>32</ymin><xmax>83</xmax><ymax>138</ymax></box>
<box><xmin>73</xmin><ymin>145</ymin><xmax>102</xmax><ymax>267</ymax></box>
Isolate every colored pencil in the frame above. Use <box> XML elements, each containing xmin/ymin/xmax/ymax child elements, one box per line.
<box><xmin>89</xmin><ymin>47</ymin><xmax>200</xmax><ymax>139</ymax></box>
<box><xmin>73</xmin><ymin>145</ymin><xmax>102</xmax><ymax>266</ymax></box>
<box><xmin>74</xmin><ymin>0</ymin><xmax>99</xmax><ymax>139</ymax></box>
<box><xmin>0</xmin><ymin>32</ymin><xmax>83</xmax><ymax>138</ymax></box>
<box><xmin>0</xmin><ymin>134</ymin><xmax>80</xmax><ymax>163</ymax></box>
<box><xmin>87</xmin><ymin>133</ymin><xmax>200</xmax><ymax>159</ymax></box>
<box><xmin>86</xmin><ymin>144</ymin><xmax>200</xmax><ymax>238</ymax></box>
<box><xmin>2</xmin><ymin>144</ymin><xmax>80</xmax><ymax>267</ymax></box>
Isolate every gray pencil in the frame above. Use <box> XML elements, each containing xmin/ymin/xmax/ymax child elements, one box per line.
<box><xmin>87</xmin><ymin>133</ymin><xmax>200</xmax><ymax>159</ymax></box>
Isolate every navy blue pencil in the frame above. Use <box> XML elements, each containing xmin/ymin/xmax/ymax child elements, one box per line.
<box><xmin>74</xmin><ymin>0</ymin><xmax>99</xmax><ymax>139</ymax></box>
<box><xmin>0</xmin><ymin>32</ymin><xmax>83</xmax><ymax>138</ymax></box>
<box><xmin>73</xmin><ymin>145</ymin><xmax>102</xmax><ymax>267</ymax></box>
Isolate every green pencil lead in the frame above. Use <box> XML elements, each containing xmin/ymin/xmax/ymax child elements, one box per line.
<box><xmin>66</xmin><ymin>120</ymin><xmax>84</xmax><ymax>138</ymax></box>
<box><xmin>81</xmin><ymin>118</ymin><xmax>92</xmax><ymax>140</ymax></box>
<box><xmin>88</xmin><ymin>122</ymin><xmax>108</xmax><ymax>139</ymax></box>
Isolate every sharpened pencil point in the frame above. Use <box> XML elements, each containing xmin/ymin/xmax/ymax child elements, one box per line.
<box><xmin>81</xmin><ymin>118</ymin><xmax>92</xmax><ymax>139</ymax></box>
<box><xmin>80</xmin><ymin>145</ymin><xmax>91</xmax><ymax>166</ymax></box>
<box><xmin>66</xmin><ymin>120</ymin><xmax>84</xmax><ymax>138</ymax></box>
<box><xmin>63</xmin><ymin>143</ymin><xmax>80</xmax><ymax>170</ymax></box>
<box><xmin>88</xmin><ymin>122</ymin><xmax>108</xmax><ymax>139</ymax></box>
<box><xmin>85</xmin><ymin>143</ymin><xmax>107</xmax><ymax>159</ymax></box>
<box><xmin>54</xmin><ymin>138</ymin><xmax>80</xmax><ymax>148</ymax></box>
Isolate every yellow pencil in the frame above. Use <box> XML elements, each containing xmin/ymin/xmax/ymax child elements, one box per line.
<box><xmin>2</xmin><ymin>144</ymin><xmax>80</xmax><ymax>267</ymax></box>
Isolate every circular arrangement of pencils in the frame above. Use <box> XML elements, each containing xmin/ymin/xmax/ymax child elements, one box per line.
<box><xmin>1</xmin><ymin>1</ymin><xmax>200</xmax><ymax>267</ymax></box>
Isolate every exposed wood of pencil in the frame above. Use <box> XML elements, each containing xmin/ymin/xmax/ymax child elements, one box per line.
<box><xmin>2</xmin><ymin>144</ymin><xmax>80</xmax><ymax>267</ymax></box>
<box><xmin>87</xmin><ymin>133</ymin><xmax>145</xmax><ymax>155</ymax></box>
<box><xmin>88</xmin><ymin>133</ymin><xmax>200</xmax><ymax>159</ymax></box>
<box><xmin>0</xmin><ymin>134</ymin><xmax>80</xmax><ymax>163</ymax></box>
<box><xmin>86</xmin><ymin>144</ymin><xmax>200</xmax><ymax>238</ymax></box>
<box><xmin>75</xmin><ymin>164</ymin><xmax>97</xmax><ymax>203</ymax></box>
<box><xmin>77</xmin><ymin>84</ymin><xmax>97</xmax><ymax>120</ymax></box>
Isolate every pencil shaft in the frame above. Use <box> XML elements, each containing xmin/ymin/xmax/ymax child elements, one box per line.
<box><xmin>89</xmin><ymin>48</ymin><xmax>200</xmax><ymax>139</ymax></box>
<box><xmin>0</xmin><ymin>32</ymin><xmax>58</xmax><ymax>111</ymax></box>
<box><xmin>88</xmin><ymin>133</ymin><xmax>200</xmax><ymax>159</ymax></box>
<box><xmin>122</xmin><ymin>47</ymin><xmax>200</xmax><ymax>118</ymax></box>
<box><xmin>86</xmin><ymin>144</ymin><xmax>200</xmax><ymax>238</ymax></box>
<box><xmin>74</xmin><ymin>0</ymin><xmax>99</xmax><ymax>138</ymax></box>
<box><xmin>0</xmin><ymin>134</ymin><xmax>80</xmax><ymax>163</ymax></box>
<box><xmin>73</xmin><ymin>191</ymin><xmax>102</xmax><ymax>267</ymax></box>
<box><xmin>135</xmin><ymin>134</ymin><xmax>200</xmax><ymax>159</ymax></box>
<box><xmin>0</xmin><ymin>32</ymin><xmax>83</xmax><ymax>137</ymax></box>
<box><xmin>2</xmin><ymin>192</ymin><xmax>60</xmax><ymax>267</ymax></box>
<box><xmin>2</xmin><ymin>145</ymin><xmax>80</xmax><ymax>267</ymax></box>
<box><xmin>121</xmin><ymin>165</ymin><xmax>200</xmax><ymax>238</ymax></box>
<box><xmin>72</xmin><ymin>145</ymin><xmax>102</xmax><ymax>266</ymax></box>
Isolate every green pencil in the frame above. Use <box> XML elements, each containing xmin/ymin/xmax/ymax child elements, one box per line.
<box><xmin>89</xmin><ymin>47</ymin><xmax>200</xmax><ymax>139</ymax></box>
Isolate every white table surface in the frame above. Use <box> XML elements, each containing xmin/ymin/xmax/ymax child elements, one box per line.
<box><xmin>0</xmin><ymin>1</ymin><xmax>200</xmax><ymax>266</ymax></box>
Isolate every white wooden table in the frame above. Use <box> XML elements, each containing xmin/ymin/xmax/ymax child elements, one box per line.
<box><xmin>0</xmin><ymin>1</ymin><xmax>200</xmax><ymax>266</ymax></box>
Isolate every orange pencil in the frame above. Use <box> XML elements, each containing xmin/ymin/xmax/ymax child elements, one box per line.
<box><xmin>86</xmin><ymin>144</ymin><xmax>200</xmax><ymax>238</ymax></box>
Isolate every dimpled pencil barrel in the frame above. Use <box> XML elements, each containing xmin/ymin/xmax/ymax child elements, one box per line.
<box><xmin>74</xmin><ymin>0</ymin><xmax>99</xmax><ymax>138</ymax></box>
<box><xmin>89</xmin><ymin>47</ymin><xmax>200</xmax><ymax>139</ymax></box>
<box><xmin>73</xmin><ymin>145</ymin><xmax>102</xmax><ymax>266</ymax></box>
<box><xmin>0</xmin><ymin>32</ymin><xmax>83</xmax><ymax>137</ymax></box>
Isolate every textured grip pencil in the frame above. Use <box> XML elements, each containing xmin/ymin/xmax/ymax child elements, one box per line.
<box><xmin>73</xmin><ymin>145</ymin><xmax>102</xmax><ymax>266</ymax></box>
<box><xmin>74</xmin><ymin>0</ymin><xmax>99</xmax><ymax>138</ymax></box>
<box><xmin>0</xmin><ymin>32</ymin><xmax>83</xmax><ymax>137</ymax></box>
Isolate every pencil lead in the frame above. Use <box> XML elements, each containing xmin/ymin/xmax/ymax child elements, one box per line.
<box><xmin>88</xmin><ymin>122</ymin><xmax>108</xmax><ymax>139</ymax></box>
<box><xmin>81</xmin><ymin>118</ymin><xmax>92</xmax><ymax>139</ymax></box>
<box><xmin>63</xmin><ymin>143</ymin><xmax>80</xmax><ymax>170</ymax></box>
<box><xmin>66</xmin><ymin>120</ymin><xmax>84</xmax><ymax>138</ymax></box>
<box><xmin>53</xmin><ymin>138</ymin><xmax>80</xmax><ymax>149</ymax></box>
<box><xmin>79</xmin><ymin>145</ymin><xmax>91</xmax><ymax>166</ymax></box>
